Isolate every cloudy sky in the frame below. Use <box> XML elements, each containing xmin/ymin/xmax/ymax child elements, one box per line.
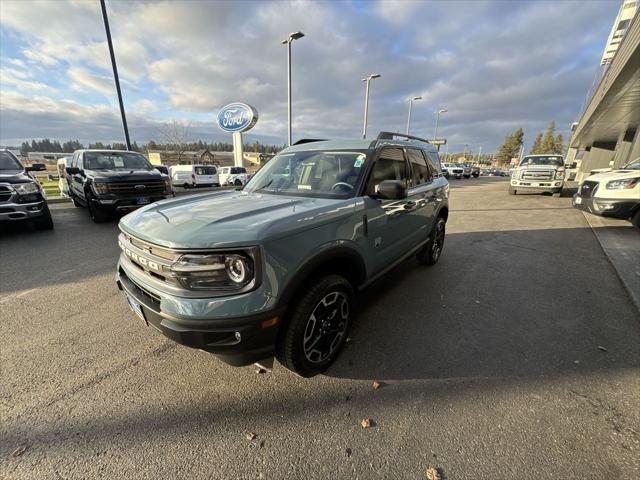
<box><xmin>0</xmin><ymin>0</ymin><xmax>620</xmax><ymax>152</ymax></box>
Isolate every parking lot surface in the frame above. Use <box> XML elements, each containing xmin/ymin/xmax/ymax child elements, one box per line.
<box><xmin>1</xmin><ymin>177</ymin><xmax>639</xmax><ymax>479</ymax></box>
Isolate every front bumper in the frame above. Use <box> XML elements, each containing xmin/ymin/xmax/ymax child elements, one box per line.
<box><xmin>511</xmin><ymin>179</ymin><xmax>562</xmax><ymax>193</ymax></box>
<box><xmin>0</xmin><ymin>200</ymin><xmax>46</xmax><ymax>221</ymax></box>
<box><xmin>94</xmin><ymin>194</ymin><xmax>169</xmax><ymax>212</ymax></box>
<box><xmin>572</xmin><ymin>194</ymin><xmax>638</xmax><ymax>219</ymax></box>
<box><xmin>115</xmin><ymin>261</ymin><xmax>284</xmax><ymax>366</ymax></box>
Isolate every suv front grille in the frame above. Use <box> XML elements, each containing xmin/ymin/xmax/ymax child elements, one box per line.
<box><xmin>0</xmin><ymin>185</ymin><xmax>13</xmax><ymax>203</ymax></box>
<box><xmin>521</xmin><ymin>170</ymin><xmax>554</xmax><ymax>180</ymax></box>
<box><xmin>108</xmin><ymin>180</ymin><xmax>166</xmax><ymax>196</ymax></box>
<box><xmin>579</xmin><ymin>180</ymin><xmax>598</xmax><ymax>198</ymax></box>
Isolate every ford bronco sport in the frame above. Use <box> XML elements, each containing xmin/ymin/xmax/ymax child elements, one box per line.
<box><xmin>115</xmin><ymin>133</ymin><xmax>449</xmax><ymax>377</ymax></box>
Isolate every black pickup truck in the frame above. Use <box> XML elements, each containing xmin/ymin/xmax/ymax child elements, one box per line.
<box><xmin>0</xmin><ymin>149</ymin><xmax>54</xmax><ymax>230</ymax></box>
<box><xmin>66</xmin><ymin>150</ymin><xmax>171</xmax><ymax>222</ymax></box>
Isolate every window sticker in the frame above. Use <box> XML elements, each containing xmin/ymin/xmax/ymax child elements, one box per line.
<box><xmin>354</xmin><ymin>154</ymin><xmax>365</xmax><ymax>168</ymax></box>
<box><xmin>114</xmin><ymin>157</ymin><xmax>124</xmax><ymax>167</ymax></box>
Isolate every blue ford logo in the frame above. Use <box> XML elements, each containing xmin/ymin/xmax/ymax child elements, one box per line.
<box><xmin>217</xmin><ymin>103</ymin><xmax>259</xmax><ymax>133</ymax></box>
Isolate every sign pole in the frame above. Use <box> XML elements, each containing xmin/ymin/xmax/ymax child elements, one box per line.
<box><xmin>233</xmin><ymin>132</ymin><xmax>244</xmax><ymax>167</ymax></box>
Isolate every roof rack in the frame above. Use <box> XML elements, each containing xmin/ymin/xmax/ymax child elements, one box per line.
<box><xmin>376</xmin><ymin>131</ymin><xmax>431</xmax><ymax>145</ymax></box>
<box><xmin>292</xmin><ymin>138</ymin><xmax>328</xmax><ymax>145</ymax></box>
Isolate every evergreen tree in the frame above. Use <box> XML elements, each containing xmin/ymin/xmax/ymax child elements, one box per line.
<box><xmin>554</xmin><ymin>133</ymin><xmax>564</xmax><ymax>154</ymax></box>
<box><xmin>541</xmin><ymin>121</ymin><xmax>556</xmax><ymax>153</ymax></box>
<box><xmin>496</xmin><ymin>128</ymin><xmax>524</xmax><ymax>165</ymax></box>
<box><xmin>530</xmin><ymin>133</ymin><xmax>543</xmax><ymax>154</ymax></box>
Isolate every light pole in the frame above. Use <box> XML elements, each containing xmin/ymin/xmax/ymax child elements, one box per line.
<box><xmin>433</xmin><ymin>108</ymin><xmax>447</xmax><ymax>140</ymax></box>
<box><xmin>406</xmin><ymin>96</ymin><xmax>422</xmax><ymax>135</ymax></box>
<box><xmin>362</xmin><ymin>73</ymin><xmax>381</xmax><ymax>139</ymax></box>
<box><xmin>282</xmin><ymin>31</ymin><xmax>305</xmax><ymax>146</ymax></box>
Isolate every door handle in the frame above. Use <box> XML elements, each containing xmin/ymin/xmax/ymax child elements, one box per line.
<box><xmin>404</xmin><ymin>201</ymin><xmax>417</xmax><ymax>211</ymax></box>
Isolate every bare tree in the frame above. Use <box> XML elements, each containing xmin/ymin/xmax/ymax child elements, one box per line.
<box><xmin>157</xmin><ymin>120</ymin><xmax>192</xmax><ymax>164</ymax></box>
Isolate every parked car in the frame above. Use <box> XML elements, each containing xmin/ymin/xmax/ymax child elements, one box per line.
<box><xmin>66</xmin><ymin>150</ymin><xmax>172</xmax><ymax>223</ymax></box>
<box><xmin>509</xmin><ymin>154</ymin><xmax>564</xmax><ymax>195</ymax></box>
<box><xmin>57</xmin><ymin>156</ymin><xmax>71</xmax><ymax>197</ymax></box>
<box><xmin>0</xmin><ymin>149</ymin><xmax>53</xmax><ymax>230</ymax></box>
<box><xmin>457</xmin><ymin>163</ymin><xmax>472</xmax><ymax>178</ymax></box>
<box><xmin>219</xmin><ymin>166</ymin><xmax>249</xmax><ymax>186</ymax></box>
<box><xmin>115</xmin><ymin>132</ymin><xmax>449</xmax><ymax>377</ymax></box>
<box><xmin>443</xmin><ymin>163</ymin><xmax>463</xmax><ymax>179</ymax></box>
<box><xmin>572</xmin><ymin>158</ymin><xmax>640</xmax><ymax>228</ymax></box>
<box><xmin>468</xmin><ymin>165</ymin><xmax>480</xmax><ymax>178</ymax></box>
<box><xmin>169</xmin><ymin>164</ymin><xmax>220</xmax><ymax>188</ymax></box>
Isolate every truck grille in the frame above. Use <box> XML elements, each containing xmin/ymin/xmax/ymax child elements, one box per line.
<box><xmin>108</xmin><ymin>180</ymin><xmax>166</xmax><ymax>196</ymax></box>
<box><xmin>521</xmin><ymin>170</ymin><xmax>554</xmax><ymax>181</ymax></box>
<box><xmin>451</xmin><ymin>169</ymin><xmax>463</xmax><ymax>174</ymax></box>
<box><xmin>0</xmin><ymin>185</ymin><xmax>13</xmax><ymax>203</ymax></box>
<box><xmin>579</xmin><ymin>180</ymin><xmax>598</xmax><ymax>198</ymax></box>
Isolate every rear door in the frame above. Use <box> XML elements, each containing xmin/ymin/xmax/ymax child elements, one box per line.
<box><xmin>406</xmin><ymin>147</ymin><xmax>437</xmax><ymax>236</ymax></box>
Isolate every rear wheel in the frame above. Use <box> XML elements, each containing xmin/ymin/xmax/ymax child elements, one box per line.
<box><xmin>276</xmin><ymin>275</ymin><xmax>354</xmax><ymax>377</ymax></box>
<box><xmin>32</xmin><ymin>204</ymin><xmax>54</xmax><ymax>230</ymax></box>
<box><xmin>417</xmin><ymin>216</ymin><xmax>446</xmax><ymax>265</ymax></box>
<box><xmin>631</xmin><ymin>209</ymin><xmax>640</xmax><ymax>230</ymax></box>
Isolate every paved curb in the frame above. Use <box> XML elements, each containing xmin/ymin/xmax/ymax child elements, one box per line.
<box><xmin>582</xmin><ymin>211</ymin><xmax>640</xmax><ymax>314</ymax></box>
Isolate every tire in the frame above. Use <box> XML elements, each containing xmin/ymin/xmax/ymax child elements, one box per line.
<box><xmin>508</xmin><ymin>186</ymin><xmax>516</xmax><ymax>195</ymax></box>
<box><xmin>86</xmin><ymin>194</ymin><xmax>109</xmax><ymax>223</ymax></box>
<box><xmin>71</xmin><ymin>192</ymin><xmax>82</xmax><ymax>207</ymax></box>
<box><xmin>417</xmin><ymin>216</ymin><xmax>446</xmax><ymax>265</ymax></box>
<box><xmin>183</xmin><ymin>183</ymin><xmax>189</xmax><ymax>189</ymax></box>
<box><xmin>631</xmin><ymin>209</ymin><xmax>640</xmax><ymax>230</ymax></box>
<box><xmin>32</xmin><ymin>204</ymin><xmax>54</xmax><ymax>230</ymax></box>
<box><xmin>276</xmin><ymin>274</ymin><xmax>354</xmax><ymax>377</ymax></box>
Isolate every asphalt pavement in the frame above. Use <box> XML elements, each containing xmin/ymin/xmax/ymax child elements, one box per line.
<box><xmin>1</xmin><ymin>177</ymin><xmax>639</xmax><ymax>479</ymax></box>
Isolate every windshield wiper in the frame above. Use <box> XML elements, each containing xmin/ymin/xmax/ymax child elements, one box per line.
<box><xmin>255</xmin><ymin>179</ymin><xmax>274</xmax><ymax>191</ymax></box>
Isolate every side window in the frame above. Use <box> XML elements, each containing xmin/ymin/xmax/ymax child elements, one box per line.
<box><xmin>368</xmin><ymin>147</ymin><xmax>408</xmax><ymax>193</ymax></box>
<box><xmin>407</xmin><ymin>149</ymin><xmax>431</xmax><ymax>186</ymax></box>
<box><xmin>425</xmin><ymin>150</ymin><xmax>443</xmax><ymax>177</ymax></box>
<box><xmin>76</xmin><ymin>153</ymin><xmax>83</xmax><ymax>170</ymax></box>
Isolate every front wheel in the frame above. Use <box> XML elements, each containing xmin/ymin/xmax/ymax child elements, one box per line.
<box><xmin>87</xmin><ymin>195</ymin><xmax>109</xmax><ymax>223</ymax></box>
<box><xmin>32</xmin><ymin>204</ymin><xmax>54</xmax><ymax>230</ymax></box>
<box><xmin>276</xmin><ymin>275</ymin><xmax>354</xmax><ymax>377</ymax></box>
<box><xmin>631</xmin><ymin>209</ymin><xmax>640</xmax><ymax>230</ymax></box>
<box><xmin>508</xmin><ymin>186</ymin><xmax>516</xmax><ymax>195</ymax></box>
<box><xmin>417</xmin><ymin>216</ymin><xmax>446</xmax><ymax>265</ymax></box>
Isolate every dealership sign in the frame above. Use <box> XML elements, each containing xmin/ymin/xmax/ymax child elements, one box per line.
<box><xmin>217</xmin><ymin>103</ymin><xmax>259</xmax><ymax>133</ymax></box>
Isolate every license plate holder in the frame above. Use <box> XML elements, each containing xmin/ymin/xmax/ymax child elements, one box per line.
<box><xmin>126</xmin><ymin>293</ymin><xmax>147</xmax><ymax>324</ymax></box>
<box><xmin>137</xmin><ymin>197</ymin><xmax>150</xmax><ymax>205</ymax></box>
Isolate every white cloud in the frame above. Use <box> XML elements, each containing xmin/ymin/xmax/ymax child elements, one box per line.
<box><xmin>68</xmin><ymin>67</ymin><xmax>114</xmax><ymax>96</ymax></box>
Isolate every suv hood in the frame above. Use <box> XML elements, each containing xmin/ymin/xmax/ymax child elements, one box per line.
<box><xmin>587</xmin><ymin>169</ymin><xmax>640</xmax><ymax>182</ymax></box>
<box><xmin>87</xmin><ymin>169</ymin><xmax>163</xmax><ymax>182</ymax></box>
<box><xmin>119</xmin><ymin>190</ymin><xmax>356</xmax><ymax>249</ymax></box>
<box><xmin>0</xmin><ymin>170</ymin><xmax>34</xmax><ymax>184</ymax></box>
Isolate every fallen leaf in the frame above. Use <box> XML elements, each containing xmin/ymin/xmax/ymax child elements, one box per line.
<box><xmin>372</xmin><ymin>380</ymin><xmax>382</xmax><ymax>390</ymax></box>
<box><xmin>345</xmin><ymin>447</ymin><xmax>352</xmax><ymax>457</ymax></box>
<box><xmin>244</xmin><ymin>431</ymin><xmax>256</xmax><ymax>441</ymax></box>
<box><xmin>425</xmin><ymin>465</ymin><xmax>442</xmax><ymax>480</ymax></box>
<box><xmin>597</xmin><ymin>346</ymin><xmax>608</xmax><ymax>352</ymax></box>
<box><xmin>11</xmin><ymin>446</ymin><xmax>27</xmax><ymax>457</ymax></box>
<box><xmin>360</xmin><ymin>418</ymin><xmax>374</xmax><ymax>428</ymax></box>
<box><xmin>474</xmin><ymin>300</ymin><xmax>481</xmax><ymax>304</ymax></box>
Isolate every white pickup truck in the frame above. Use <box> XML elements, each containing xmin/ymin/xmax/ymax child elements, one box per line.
<box><xmin>572</xmin><ymin>158</ymin><xmax>640</xmax><ymax>228</ymax></box>
<box><xmin>509</xmin><ymin>154</ymin><xmax>565</xmax><ymax>195</ymax></box>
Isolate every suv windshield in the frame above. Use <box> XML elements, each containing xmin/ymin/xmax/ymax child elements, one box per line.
<box><xmin>84</xmin><ymin>152</ymin><xmax>153</xmax><ymax>171</ymax></box>
<box><xmin>520</xmin><ymin>155</ymin><xmax>563</xmax><ymax>167</ymax></box>
<box><xmin>0</xmin><ymin>151</ymin><xmax>23</xmax><ymax>171</ymax></box>
<box><xmin>244</xmin><ymin>149</ymin><xmax>368</xmax><ymax>198</ymax></box>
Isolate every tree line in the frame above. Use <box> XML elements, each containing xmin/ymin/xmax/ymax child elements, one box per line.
<box><xmin>495</xmin><ymin>121</ymin><xmax>564</xmax><ymax>165</ymax></box>
<box><xmin>16</xmin><ymin>139</ymin><xmax>285</xmax><ymax>156</ymax></box>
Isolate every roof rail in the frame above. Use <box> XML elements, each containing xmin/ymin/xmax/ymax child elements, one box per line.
<box><xmin>292</xmin><ymin>138</ymin><xmax>328</xmax><ymax>145</ymax></box>
<box><xmin>376</xmin><ymin>131</ymin><xmax>431</xmax><ymax>145</ymax></box>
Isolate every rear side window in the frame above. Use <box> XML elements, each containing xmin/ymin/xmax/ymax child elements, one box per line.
<box><xmin>407</xmin><ymin>149</ymin><xmax>431</xmax><ymax>186</ymax></box>
<box><xmin>368</xmin><ymin>147</ymin><xmax>408</xmax><ymax>193</ymax></box>
<box><xmin>425</xmin><ymin>150</ymin><xmax>443</xmax><ymax>177</ymax></box>
<box><xmin>230</xmin><ymin>167</ymin><xmax>246</xmax><ymax>174</ymax></box>
<box><xmin>195</xmin><ymin>166</ymin><xmax>217</xmax><ymax>175</ymax></box>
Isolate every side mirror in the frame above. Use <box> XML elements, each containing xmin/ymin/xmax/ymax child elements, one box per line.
<box><xmin>66</xmin><ymin>167</ymin><xmax>80</xmax><ymax>175</ymax></box>
<box><xmin>377</xmin><ymin>180</ymin><xmax>407</xmax><ymax>200</ymax></box>
<box><xmin>26</xmin><ymin>163</ymin><xmax>46</xmax><ymax>172</ymax></box>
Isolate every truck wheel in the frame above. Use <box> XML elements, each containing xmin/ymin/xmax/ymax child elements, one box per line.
<box><xmin>32</xmin><ymin>204</ymin><xmax>54</xmax><ymax>230</ymax></box>
<box><xmin>276</xmin><ymin>274</ymin><xmax>354</xmax><ymax>377</ymax></box>
<box><xmin>417</xmin><ymin>217</ymin><xmax>446</xmax><ymax>265</ymax></box>
<box><xmin>87</xmin><ymin>195</ymin><xmax>109</xmax><ymax>223</ymax></box>
<box><xmin>71</xmin><ymin>193</ymin><xmax>82</xmax><ymax>207</ymax></box>
<box><xmin>508</xmin><ymin>186</ymin><xmax>516</xmax><ymax>195</ymax></box>
<box><xmin>631</xmin><ymin>209</ymin><xmax>640</xmax><ymax>230</ymax></box>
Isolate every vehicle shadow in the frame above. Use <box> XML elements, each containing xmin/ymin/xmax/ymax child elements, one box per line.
<box><xmin>328</xmin><ymin>226</ymin><xmax>640</xmax><ymax>381</ymax></box>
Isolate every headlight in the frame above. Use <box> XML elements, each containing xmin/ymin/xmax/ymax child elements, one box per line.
<box><xmin>92</xmin><ymin>182</ymin><xmax>109</xmax><ymax>195</ymax></box>
<box><xmin>13</xmin><ymin>182</ymin><xmax>39</xmax><ymax>195</ymax></box>
<box><xmin>606</xmin><ymin>177</ymin><xmax>639</xmax><ymax>190</ymax></box>
<box><xmin>163</xmin><ymin>178</ymin><xmax>172</xmax><ymax>192</ymax></box>
<box><xmin>170</xmin><ymin>253</ymin><xmax>255</xmax><ymax>291</ymax></box>
<box><xmin>555</xmin><ymin>170</ymin><xmax>565</xmax><ymax>179</ymax></box>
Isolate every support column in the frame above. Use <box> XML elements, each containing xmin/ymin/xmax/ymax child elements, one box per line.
<box><xmin>232</xmin><ymin>132</ymin><xmax>244</xmax><ymax>167</ymax></box>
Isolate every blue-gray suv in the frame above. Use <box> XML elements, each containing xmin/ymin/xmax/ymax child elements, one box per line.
<box><xmin>115</xmin><ymin>132</ymin><xmax>449</xmax><ymax>376</ymax></box>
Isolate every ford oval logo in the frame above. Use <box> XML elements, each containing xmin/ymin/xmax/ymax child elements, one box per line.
<box><xmin>217</xmin><ymin>103</ymin><xmax>259</xmax><ymax>133</ymax></box>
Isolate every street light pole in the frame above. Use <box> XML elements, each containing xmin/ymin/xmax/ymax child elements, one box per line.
<box><xmin>282</xmin><ymin>31</ymin><xmax>305</xmax><ymax>146</ymax></box>
<box><xmin>433</xmin><ymin>108</ymin><xmax>447</xmax><ymax>140</ymax></box>
<box><xmin>406</xmin><ymin>96</ymin><xmax>422</xmax><ymax>135</ymax></box>
<box><xmin>362</xmin><ymin>73</ymin><xmax>381</xmax><ymax>139</ymax></box>
<box><xmin>100</xmin><ymin>0</ymin><xmax>131</xmax><ymax>150</ymax></box>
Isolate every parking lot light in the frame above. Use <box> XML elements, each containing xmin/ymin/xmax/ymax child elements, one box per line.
<box><xmin>282</xmin><ymin>31</ymin><xmax>305</xmax><ymax>146</ymax></box>
<box><xmin>362</xmin><ymin>73</ymin><xmax>381</xmax><ymax>139</ymax></box>
<box><xmin>434</xmin><ymin>108</ymin><xmax>447</xmax><ymax>140</ymax></box>
<box><xmin>406</xmin><ymin>96</ymin><xmax>422</xmax><ymax>135</ymax></box>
